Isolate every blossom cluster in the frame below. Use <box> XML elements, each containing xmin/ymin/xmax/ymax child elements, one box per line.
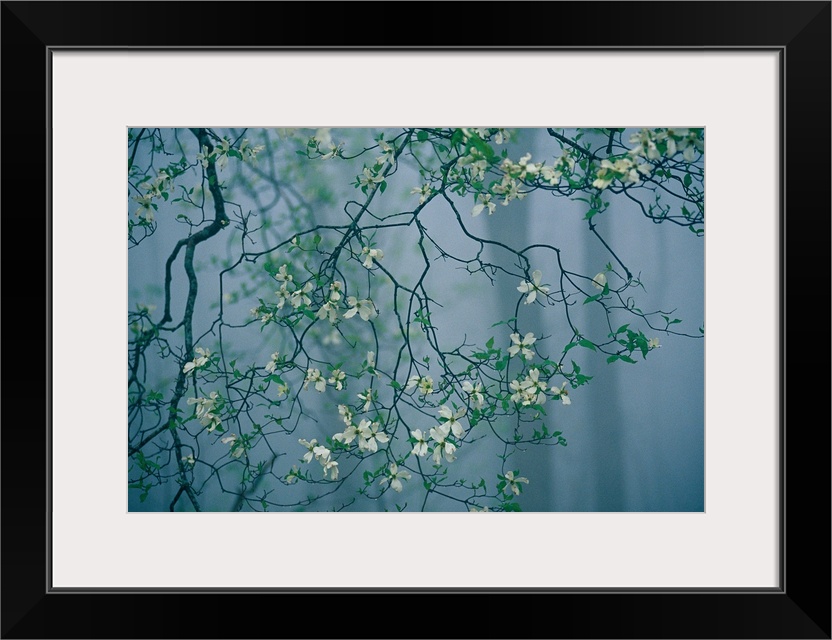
<box><xmin>186</xmin><ymin>390</ymin><xmax>223</xmax><ymax>432</ymax></box>
<box><xmin>298</xmin><ymin>438</ymin><xmax>339</xmax><ymax>479</ymax></box>
<box><xmin>133</xmin><ymin>169</ymin><xmax>174</xmax><ymax>222</ymax></box>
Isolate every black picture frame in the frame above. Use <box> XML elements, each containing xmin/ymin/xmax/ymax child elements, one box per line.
<box><xmin>2</xmin><ymin>2</ymin><xmax>829</xmax><ymax>638</ymax></box>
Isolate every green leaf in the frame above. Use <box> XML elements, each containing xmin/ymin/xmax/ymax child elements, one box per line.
<box><xmin>486</xmin><ymin>337</ymin><xmax>494</xmax><ymax>350</ymax></box>
<box><xmin>563</xmin><ymin>342</ymin><xmax>578</xmax><ymax>353</ymax></box>
<box><xmin>619</xmin><ymin>355</ymin><xmax>637</xmax><ymax>364</ymax></box>
<box><xmin>684</xmin><ymin>173</ymin><xmax>692</xmax><ymax>187</ymax></box>
<box><xmin>584</xmin><ymin>294</ymin><xmax>602</xmax><ymax>305</ymax></box>
<box><xmin>390</xmin><ymin>380</ymin><xmax>402</xmax><ymax>390</ymax></box>
<box><xmin>416</xmin><ymin>130</ymin><xmax>429</xmax><ymax>142</ymax></box>
<box><xmin>380</xmin><ymin>180</ymin><xmax>388</xmax><ymax>194</ymax></box>
<box><xmin>578</xmin><ymin>339</ymin><xmax>596</xmax><ymax>351</ymax></box>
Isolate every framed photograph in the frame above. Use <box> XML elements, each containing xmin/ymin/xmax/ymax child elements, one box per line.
<box><xmin>3</xmin><ymin>1</ymin><xmax>828</xmax><ymax>638</ymax></box>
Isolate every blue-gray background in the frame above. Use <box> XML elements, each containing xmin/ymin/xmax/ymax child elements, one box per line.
<box><xmin>129</xmin><ymin>128</ymin><xmax>704</xmax><ymax>512</ymax></box>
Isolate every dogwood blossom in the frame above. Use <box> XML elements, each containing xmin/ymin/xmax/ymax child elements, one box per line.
<box><xmin>343</xmin><ymin>296</ymin><xmax>378</xmax><ymax>321</ymax></box>
<box><xmin>380</xmin><ymin>462</ymin><xmax>412</xmax><ymax>493</ymax></box>
<box><xmin>357</xmin><ymin>419</ymin><xmax>389</xmax><ymax>453</ymax></box>
<box><xmin>438</xmin><ymin>405</ymin><xmax>467</xmax><ymax>439</ymax></box>
<box><xmin>328</xmin><ymin>368</ymin><xmax>346</xmax><ymax>391</ymax></box>
<box><xmin>358</xmin><ymin>167</ymin><xmax>384</xmax><ymax>190</ymax></box>
<box><xmin>183</xmin><ymin>347</ymin><xmax>211</xmax><ymax>374</ymax></box>
<box><xmin>376</xmin><ymin>138</ymin><xmax>396</xmax><ymax>165</ymax></box>
<box><xmin>503</xmin><ymin>471</ymin><xmax>529</xmax><ymax>495</ymax></box>
<box><xmin>316</xmin><ymin>301</ymin><xmax>339</xmax><ymax>324</ymax></box>
<box><xmin>357</xmin><ymin>388</ymin><xmax>375</xmax><ymax>412</ymax></box>
<box><xmin>275</xmin><ymin>284</ymin><xmax>291</xmax><ymax>309</ymax></box>
<box><xmin>462</xmin><ymin>381</ymin><xmax>485</xmax><ymax>408</ymax></box>
<box><xmin>429</xmin><ymin>424</ymin><xmax>457</xmax><ymax>464</ymax></box>
<box><xmin>264</xmin><ymin>352</ymin><xmax>280</xmax><ymax>374</ymax></box>
<box><xmin>187</xmin><ymin>391</ymin><xmax>219</xmax><ymax>419</ymax></box>
<box><xmin>648</xmin><ymin>337</ymin><xmax>661</xmax><ymax>349</ymax></box>
<box><xmin>592</xmin><ymin>272</ymin><xmax>607</xmax><ymax>290</ymax></box>
<box><xmin>471</xmin><ymin>193</ymin><xmax>496</xmax><ymax>217</ymax></box>
<box><xmin>508</xmin><ymin>332</ymin><xmax>536</xmax><ymax>360</ymax></box>
<box><xmin>289</xmin><ymin>282</ymin><xmax>314</xmax><ymax>309</ymax></box>
<box><xmin>406</xmin><ymin>374</ymin><xmax>434</xmax><ymax>396</ymax></box>
<box><xmin>275</xmin><ymin>264</ymin><xmax>293</xmax><ymax>284</ymax></box>
<box><xmin>182</xmin><ymin>454</ymin><xmax>195</xmax><ymax>466</ymax></box>
<box><xmin>551</xmin><ymin>382</ymin><xmax>572</xmax><ymax>405</ymax></box>
<box><xmin>360</xmin><ymin>246</ymin><xmax>384</xmax><ymax>269</ymax></box>
<box><xmin>322</xmin><ymin>458</ymin><xmax>339</xmax><ymax>480</ymax></box>
<box><xmin>328</xmin><ymin>280</ymin><xmax>343</xmax><ymax>302</ymax></box>
<box><xmin>517</xmin><ymin>270</ymin><xmax>549</xmax><ymax>304</ymax></box>
<box><xmin>338</xmin><ymin>404</ymin><xmax>354</xmax><ymax>426</ymax></box>
<box><xmin>221</xmin><ymin>433</ymin><xmax>245</xmax><ymax>458</ymax></box>
<box><xmin>410</xmin><ymin>184</ymin><xmax>432</xmax><ymax>205</ymax></box>
<box><xmin>510</xmin><ymin>368</ymin><xmax>549</xmax><ymax>406</ymax></box>
<box><xmin>304</xmin><ymin>368</ymin><xmax>327</xmax><ymax>392</ymax></box>
<box><xmin>410</xmin><ymin>429</ymin><xmax>430</xmax><ymax>457</ymax></box>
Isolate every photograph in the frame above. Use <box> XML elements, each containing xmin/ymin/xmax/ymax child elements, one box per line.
<box><xmin>128</xmin><ymin>126</ymin><xmax>705</xmax><ymax>513</ymax></box>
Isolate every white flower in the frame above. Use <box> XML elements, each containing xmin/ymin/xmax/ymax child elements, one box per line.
<box><xmin>462</xmin><ymin>381</ymin><xmax>484</xmax><ymax>408</ymax></box>
<box><xmin>410</xmin><ymin>429</ymin><xmax>429</xmax><ymax>457</ymax></box>
<box><xmin>286</xmin><ymin>465</ymin><xmax>300</xmax><ymax>484</ymax></box>
<box><xmin>360</xmin><ymin>246</ymin><xmax>384</xmax><ymax>269</ymax></box>
<box><xmin>328</xmin><ymin>368</ymin><xmax>346</xmax><ymax>391</ymax></box>
<box><xmin>298</xmin><ymin>438</ymin><xmax>319</xmax><ymax>464</ymax></box>
<box><xmin>648</xmin><ymin>337</ymin><xmax>661</xmax><ymax>349</ymax></box>
<box><xmin>357</xmin><ymin>419</ymin><xmax>389</xmax><ymax>453</ymax></box>
<box><xmin>503</xmin><ymin>470</ymin><xmax>529</xmax><ymax>495</ymax></box>
<box><xmin>316</xmin><ymin>301</ymin><xmax>339</xmax><ymax>324</ymax></box>
<box><xmin>328</xmin><ymin>280</ymin><xmax>343</xmax><ymax>302</ymax></box>
<box><xmin>438</xmin><ymin>405</ymin><xmax>467</xmax><ymax>439</ymax></box>
<box><xmin>264</xmin><ymin>352</ymin><xmax>280</xmax><ymax>374</ymax></box>
<box><xmin>357</xmin><ymin>388</ymin><xmax>375</xmax><ymax>412</ymax></box>
<box><xmin>320</xmin><ymin>143</ymin><xmax>341</xmax><ymax>160</ymax></box>
<box><xmin>304</xmin><ymin>368</ymin><xmax>327</xmax><ymax>393</ymax></box>
<box><xmin>196</xmin><ymin>145</ymin><xmax>213</xmax><ymax>168</ymax></box>
<box><xmin>343</xmin><ymin>296</ymin><xmax>378</xmax><ymax>321</ymax></box>
<box><xmin>508</xmin><ymin>332</ymin><xmax>536</xmax><ymax>360</ymax></box>
<box><xmin>358</xmin><ymin>167</ymin><xmax>384</xmax><ymax>190</ymax></box>
<box><xmin>221</xmin><ymin>433</ymin><xmax>245</xmax><ymax>458</ymax></box>
<box><xmin>380</xmin><ymin>462</ymin><xmax>412</xmax><ymax>493</ymax></box>
<box><xmin>275</xmin><ymin>382</ymin><xmax>289</xmax><ymax>399</ymax></box>
<box><xmin>469</xmin><ymin>505</ymin><xmax>491</xmax><ymax>512</ymax></box>
<box><xmin>275</xmin><ymin>264</ymin><xmax>293</xmax><ymax>284</ymax></box>
<box><xmin>517</xmin><ymin>270</ymin><xmax>549</xmax><ymax>304</ymax></box>
<box><xmin>509</xmin><ymin>369</ymin><xmax>548</xmax><ymax>407</ymax></box>
<box><xmin>333</xmin><ymin>422</ymin><xmax>360</xmax><ymax>446</ymax></box>
<box><xmin>429</xmin><ymin>424</ymin><xmax>457</xmax><ymax>464</ymax></box>
<box><xmin>322</xmin><ymin>458</ymin><xmax>339</xmax><ymax>480</ymax></box>
<box><xmin>471</xmin><ymin>193</ymin><xmax>496</xmax><ymax>217</ymax></box>
<box><xmin>592</xmin><ymin>272</ymin><xmax>608</xmax><ymax>290</ymax></box>
<box><xmin>366</xmin><ymin>351</ymin><xmax>376</xmax><ymax>370</ymax></box>
<box><xmin>183</xmin><ymin>346</ymin><xmax>211</xmax><ymax>374</ymax></box>
<box><xmin>551</xmin><ymin>382</ymin><xmax>572</xmax><ymax>405</ymax></box>
<box><xmin>410</xmin><ymin>184</ymin><xmax>432</xmax><ymax>205</ymax></box>
<box><xmin>289</xmin><ymin>281</ymin><xmax>314</xmax><ymax>309</ymax></box>
<box><xmin>182</xmin><ymin>454</ymin><xmax>195</xmax><ymax>466</ymax></box>
<box><xmin>376</xmin><ymin>138</ymin><xmax>396</xmax><ymax>165</ymax></box>
<box><xmin>338</xmin><ymin>404</ymin><xmax>354</xmax><ymax>426</ymax></box>
<box><xmin>406</xmin><ymin>374</ymin><xmax>434</xmax><ymax>396</ymax></box>
<box><xmin>540</xmin><ymin>164</ymin><xmax>563</xmax><ymax>186</ymax></box>
<box><xmin>187</xmin><ymin>390</ymin><xmax>219</xmax><ymax>419</ymax></box>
